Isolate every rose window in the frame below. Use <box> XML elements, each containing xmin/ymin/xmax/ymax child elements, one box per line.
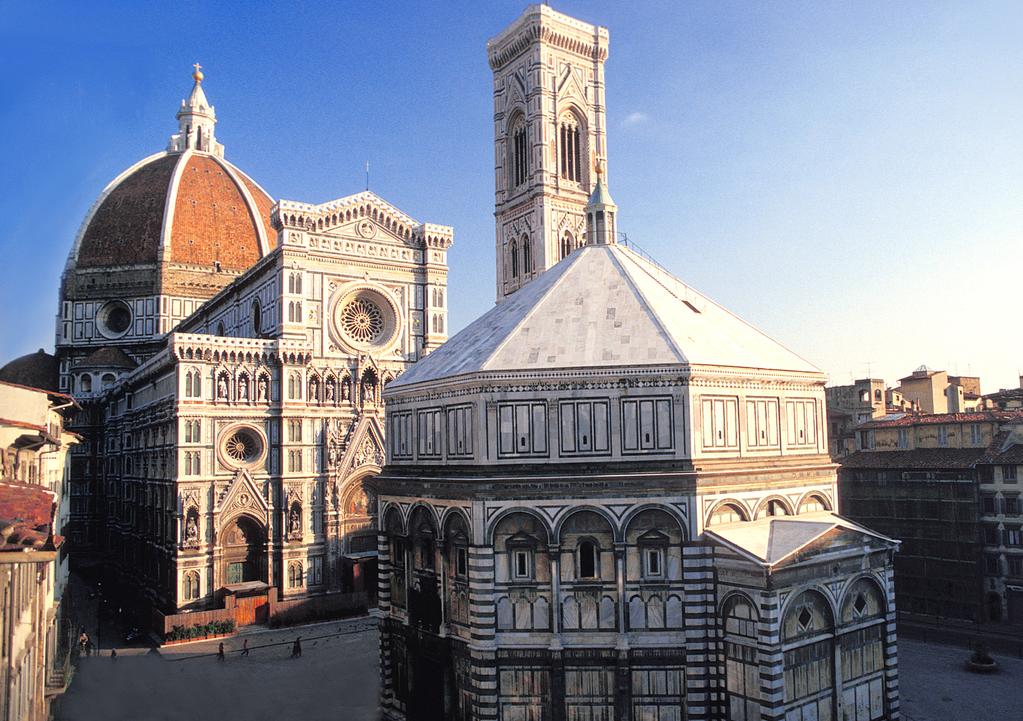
<box><xmin>329</xmin><ymin>286</ymin><xmax>400</xmax><ymax>353</ymax></box>
<box><xmin>340</xmin><ymin>298</ymin><xmax>384</xmax><ymax>343</ymax></box>
<box><xmin>339</xmin><ymin>298</ymin><xmax>384</xmax><ymax>343</ymax></box>
<box><xmin>221</xmin><ymin>427</ymin><xmax>264</xmax><ymax>467</ymax></box>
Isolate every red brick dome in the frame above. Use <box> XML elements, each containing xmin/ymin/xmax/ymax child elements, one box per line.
<box><xmin>71</xmin><ymin>150</ymin><xmax>275</xmax><ymax>273</ymax></box>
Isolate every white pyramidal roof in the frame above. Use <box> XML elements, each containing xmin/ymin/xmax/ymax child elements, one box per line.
<box><xmin>705</xmin><ymin>512</ymin><xmax>897</xmax><ymax>568</ymax></box>
<box><xmin>392</xmin><ymin>244</ymin><xmax>820</xmax><ymax>389</ymax></box>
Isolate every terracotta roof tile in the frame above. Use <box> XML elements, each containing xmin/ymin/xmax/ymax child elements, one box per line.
<box><xmin>858</xmin><ymin>411</ymin><xmax>1023</xmax><ymax>429</ymax></box>
<box><xmin>983</xmin><ymin>445</ymin><xmax>1023</xmax><ymax>465</ymax></box>
<box><xmin>0</xmin><ymin>349</ymin><xmax>60</xmax><ymax>393</ymax></box>
<box><xmin>169</xmin><ymin>154</ymin><xmax>266</xmax><ymax>270</ymax></box>
<box><xmin>0</xmin><ymin>418</ymin><xmax>47</xmax><ymax>433</ymax></box>
<box><xmin>79</xmin><ymin>346</ymin><xmax>138</xmax><ymax>370</ymax></box>
<box><xmin>840</xmin><ymin>448</ymin><xmax>987</xmax><ymax>470</ymax></box>
<box><xmin>237</xmin><ymin>172</ymin><xmax>277</xmax><ymax>249</ymax></box>
<box><xmin>77</xmin><ymin>155</ymin><xmax>177</xmax><ymax>268</ymax></box>
<box><xmin>74</xmin><ymin>152</ymin><xmax>275</xmax><ymax>276</ymax></box>
<box><xmin>0</xmin><ymin>481</ymin><xmax>55</xmax><ymax>552</ymax></box>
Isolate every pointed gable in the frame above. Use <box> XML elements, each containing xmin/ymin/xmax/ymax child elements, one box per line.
<box><xmin>705</xmin><ymin>512</ymin><xmax>897</xmax><ymax>569</ymax></box>
<box><xmin>216</xmin><ymin>468</ymin><xmax>269</xmax><ymax>520</ymax></box>
<box><xmin>335</xmin><ymin>415</ymin><xmax>386</xmax><ymax>479</ymax></box>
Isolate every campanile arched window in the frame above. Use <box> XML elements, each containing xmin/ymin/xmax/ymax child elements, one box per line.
<box><xmin>559</xmin><ymin>112</ymin><xmax>582</xmax><ymax>183</ymax></box>
<box><xmin>521</xmin><ymin>235</ymin><xmax>531</xmax><ymax>276</ymax></box>
<box><xmin>508</xmin><ymin>114</ymin><xmax>529</xmax><ymax>189</ymax></box>
<box><xmin>510</xmin><ymin>238</ymin><xmax>519</xmax><ymax>279</ymax></box>
<box><xmin>560</xmin><ymin>231</ymin><xmax>574</xmax><ymax>260</ymax></box>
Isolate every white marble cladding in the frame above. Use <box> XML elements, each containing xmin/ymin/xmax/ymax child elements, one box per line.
<box><xmin>174</xmin><ymin>224</ymin><xmax>447</xmax><ymax>363</ymax></box>
<box><xmin>384</xmin><ymin>369</ymin><xmax>829</xmax><ymax>465</ymax></box>
<box><xmin>59</xmin><ymin>294</ymin><xmax>209</xmax><ymax>346</ymax></box>
<box><xmin>489</xmin><ymin>3</ymin><xmax>610</xmax><ymax>299</ymax></box>
<box><xmin>275</xmin><ymin>192</ymin><xmax>453</xmax><ymax>251</ymax></box>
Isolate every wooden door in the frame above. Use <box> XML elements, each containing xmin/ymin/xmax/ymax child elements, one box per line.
<box><xmin>235</xmin><ymin>596</ymin><xmax>256</xmax><ymax>626</ymax></box>
<box><xmin>234</xmin><ymin>593</ymin><xmax>269</xmax><ymax>627</ymax></box>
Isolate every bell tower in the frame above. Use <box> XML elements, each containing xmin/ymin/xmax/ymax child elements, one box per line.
<box><xmin>488</xmin><ymin>5</ymin><xmax>610</xmax><ymax>300</ymax></box>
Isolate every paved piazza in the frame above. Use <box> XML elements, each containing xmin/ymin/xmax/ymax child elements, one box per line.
<box><xmin>899</xmin><ymin>638</ymin><xmax>1023</xmax><ymax>721</ymax></box>
<box><xmin>56</xmin><ymin>617</ymin><xmax>379</xmax><ymax>721</ymax></box>
<box><xmin>55</xmin><ymin>628</ymin><xmax>1023</xmax><ymax>721</ymax></box>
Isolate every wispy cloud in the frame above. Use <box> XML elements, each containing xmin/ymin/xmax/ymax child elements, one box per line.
<box><xmin>622</xmin><ymin>111</ymin><xmax>648</xmax><ymax>126</ymax></box>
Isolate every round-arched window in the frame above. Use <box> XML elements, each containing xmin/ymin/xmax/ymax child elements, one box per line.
<box><xmin>252</xmin><ymin>300</ymin><xmax>262</xmax><ymax>335</ymax></box>
<box><xmin>578</xmin><ymin>539</ymin><xmax>598</xmax><ymax>579</ymax></box>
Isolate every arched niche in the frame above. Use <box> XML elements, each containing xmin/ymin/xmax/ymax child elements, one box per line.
<box><xmin>707</xmin><ymin>500</ymin><xmax>750</xmax><ymax>526</ymax></box>
<box><xmin>557</xmin><ymin>508</ymin><xmax>615</xmax><ymax>582</ymax></box>
<box><xmin>624</xmin><ymin>507</ymin><xmax>684</xmax><ymax>583</ymax></box>
<box><xmin>492</xmin><ymin>511</ymin><xmax>552</xmax><ymax>585</ymax></box>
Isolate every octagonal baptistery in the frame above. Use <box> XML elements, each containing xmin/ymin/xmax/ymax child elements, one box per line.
<box><xmin>376</xmin><ymin>240</ymin><xmax>899</xmax><ymax>721</ymax></box>
<box><xmin>383</xmin><ymin>240</ymin><xmax>837</xmax><ymax>536</ymax></box>
<box><xmin>57</xmin><ymin>68</ymin><xmax>275</xmax><ymax>388</ymax></box>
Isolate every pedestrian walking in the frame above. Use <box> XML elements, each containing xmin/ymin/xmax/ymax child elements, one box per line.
<box><xmin>217</xmin><ymin>642</ymin><xmax>225</xmax><ymax>661</ymax></box>
<box><xmin>291</xmin><ymin>636</ymin><xmax>302</xmax><ymax>658</ymax></box>
<box><xmin>110</xmin><ymin>648</ymin><xmax>117</xmax><ymax>661</ymax></box>
<box><xmin>241</xmin><ymin>639</ymin><xmax>249</xmax><ymax>657</ymax></box>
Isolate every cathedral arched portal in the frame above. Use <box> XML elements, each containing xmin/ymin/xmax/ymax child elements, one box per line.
<box><xmin>338</xmin><ymin>474</ymin><xmax>379</xmax><ymax>597</ymax></box>
<box><xmin>340</xmin><ymin>474</ymin><xmax>378</xmax><ymax>554</ymax></box>
<box><xmin>220</xmin><ymin>514</ymin><xmax>266</xmax><ymax>586</ymax></box>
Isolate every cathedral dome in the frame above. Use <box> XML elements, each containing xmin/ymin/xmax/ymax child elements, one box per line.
<box><xmin>67</xmin><ymin>68</ymin><xmax>275</xmax><ymax>279</ymax></box>
<box><xmin>71</xmin><ymin>150</ymin><xmax>274</xmax><ymax>273</ymax></box>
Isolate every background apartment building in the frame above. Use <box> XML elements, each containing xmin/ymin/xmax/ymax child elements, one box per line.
<box><xmin>839</xmin><ymin>410</ymin><xmax>1023</xmax><ymax>624</ymax></box>
<box><xmin>0</xmin><ymin>357</ymin><xmax>79</xmax><ymax>721</ymax></box>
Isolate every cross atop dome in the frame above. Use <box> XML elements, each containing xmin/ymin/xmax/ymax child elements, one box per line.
<box><xmin>168</xmin><ymin>63</ymin><xmax>224</xmax><ymax>157</ymax></box>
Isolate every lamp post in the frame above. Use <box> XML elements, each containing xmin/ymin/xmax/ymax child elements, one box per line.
<box><xmin>95</xmin><ymin>580</ymin><xmax>102</xmax><ymax>654</ymax></box>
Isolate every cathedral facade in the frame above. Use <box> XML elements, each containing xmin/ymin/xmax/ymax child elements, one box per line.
<box><xmin>375</xmin><ymin>6</ymin><xmax>899</xmax><ymax>721</ymax></box>
<box><xmin>56</xmin><ymin>67</ymin><xmax>451</xmax><ymax>619</ymax></box>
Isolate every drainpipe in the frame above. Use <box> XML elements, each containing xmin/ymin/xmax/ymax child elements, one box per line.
<box><xmin>5</xmin><ymin>566</ymin><xmax>17</xmax><ymax>720</ymax></box>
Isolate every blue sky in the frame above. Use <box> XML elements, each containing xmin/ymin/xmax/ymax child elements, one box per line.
<box><xmin>1</xmin><ymin>1</ymin><xmax>1021</xmax><ymax>391</ymax></box>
